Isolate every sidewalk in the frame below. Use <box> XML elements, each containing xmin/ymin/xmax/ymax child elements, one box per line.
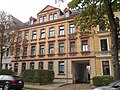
<box><xmin>24</xmin><ymin>82</ymin><xmax>67</xmax><ymax>90</ymax></box>
<box><xmin>24</xmin><ymin>82</ymin><xmax>93</xmax><ymax>90</ymax></box>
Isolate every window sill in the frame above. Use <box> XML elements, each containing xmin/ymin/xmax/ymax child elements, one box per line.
<box><xmin>31</xmin><ymin>39</ymin><xmax>37</xmax><ymax>41</ymax></box>
<box><xmin>22</xmin><ymin>56</ymin><xmax>27</xmax><ymax>58</ymax></box>
<box><xmin>58</xmin><ymin>35</ymin><xmax>66</xmax><ymax>38</ymax></box>
<box><xmin>39</xmin><ymin>38</ymin><xmax>46</xmax><ymax>40</ymax></box>
<box><xmin>38</xmin><ymin>54</ymin><xmax>45</xmax><ymax>57</ymax></box>
<box><xmin>29</xmin><ymin>55</ymin><xmax>36</xmax><ymax>57</ymax></box>
<box><xmin>14</xmin><ymin>56</ymin><xmax>20</xmax><ymax>58</ymax></box>
<box><xmin>69</xmin><ymin>52</ymin><xmax>78</xmax><ymax>55</ymax></box>
<box><xmin>48</xmin><ymin>36</ymin><xmax>55</xmax><ymax>39</ymax></box>
<box><xmin>81</xmin><ymin>51</ymin><xmax>91</xmax><ymax>55</ymax></box>
<box><xmin>47</xmin><ymin>54</ymin><xmax>55</xmax><ymax>56</ymax></box>
<box><xmin>57</xmin><ymin>53</ymin><xmax>66</xmax><ymax>55</ymax></box>
<box><xmin>58</xmin><ymin>73</ymin><xmax>65</xmax><ymax>75</ymax></box>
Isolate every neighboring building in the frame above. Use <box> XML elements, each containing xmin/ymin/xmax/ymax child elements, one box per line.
<box><xmin>12</xmin><ymin>5</ymin><xmax>120</xmax><ymax>83</ymax></box>
<box><xmin>1</xmin><ymin>15</ymin><xmax>26</xmax><ymax>70</ymax></box>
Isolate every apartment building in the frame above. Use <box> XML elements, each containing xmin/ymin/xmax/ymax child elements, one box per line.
<box><xmin>12</xmin><ymin>5</ymin><xmax>120</xmax><ymax>83</ymax></box>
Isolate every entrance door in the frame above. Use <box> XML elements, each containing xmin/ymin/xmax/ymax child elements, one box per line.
<box><xmin>72</xmin><ymin>61</ymin><xmax>90</xmax><ymax>84</ymax></box>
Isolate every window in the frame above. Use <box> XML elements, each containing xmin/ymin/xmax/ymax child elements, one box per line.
<box><xmin>6</xmin><ymin>48</ymin><xmax>9</xmax><ymax>56</ymax></box>
<box><xmin>102</xmin><ymin>61</ymin><xmax>110</xmax><ymax>75</ymax></box>
<box><xmin>40</xmin><ymin>29</ymin><xmax>45</xmax><ymax>39</ymax></box>
<box><xmin>118</xmin><ymin>38</ymin><xmax>120</xmax><ymax>50</ymax></box>
<box><xmin>40</xmin><ymin>17</ymin><xmax>42</xmax><ymax>23</ymax></box>
<box><xmin>30</xmin><ymin>62</ymin><xmax>34</xmax><ymax>69</ymax></box>
<box><xmin>43</xmin><ymin>16</ymin><xmax>46</xmax><ymax>22</ymax></box>
<box><xmin>17</xmin><ymin>32</ymin><xmax>22</xmax><ymax>42</ymax></box>
<box><xmin>59</xmin><ymin>26</ymin><xmax>64</xmax><ymax>36</ymax></box>
<box><xmin>70</xmin><ymin>42</ymin><xmax>76</xmax><ymax>53</ymax></box>
<box><xmin>59</xmin><ymin>61</ymin><xmax>64</xmax><ymax>74</ymax></box>
<box><xmin>100</xmin><ymin>39</ymin><xmax>108</xmax><ymax>51</ymax></box>
<box><xmin>70</xmin><ymin>24</ymin><xmax>75</xmax><ymax>34</ymax></box>
<box><xmin>98</xmin><ymin>25</ymin><xmax>106</xmax><ymax>32</ymax></box>
<box><xmin>22</xmin><ymin>63</ymin><xmax>26</xmax><ymax>72</ymax></box>
<box><xmin>65</xmin><ymin>11</ymin><xmax>69</xmax><ymax>17</ymax></box>
<box><xmin>23</xmin><ymin>47</ymin><xmax>27</xmax><ymax>56</ymax></box>
<box><xmin>49</xmin><ymin>14</ymin><xmax>53</xmax><ymax>21</ymax></box>
<box><xmin>54</xmin><ymin>13</ymin><xmax>57</xmax><ymax>20</ymax></box>
<box><xmin>32</xmin><ymin>31</ymin><xmax>37</xmax><ymax>40</ymax></box>
<box><xmin>16</xmin><ymin>48</ymin><xmax>20</xmax><ymax>57</ymax></box>
<box><xmin>14</xmin><ymin>63</ymin><xmax>18</xmax><ymax>73</ymax></box>
<box><xmin>48</xmin><ymin>62</ymin><xmax>53</xmax><ymax>70</ymax></box>
<box><xmin>31</xmin><ymin>46</ymin><xmax>36</xmax><ymax>56</ymax></box>
<box><xmin>24</xmin><ymin>32</ymin><xmax>29</xmax><ymax>40</ymax></box>
<box><xmin>82</xmin><ymin>40</ymin><xmax>88</xmax><ymax>52</ymax></box>
<box><xmin>59</xmin><ymin>43</ymin><xmax>64</xmax><ymax>54</ymax></box>
<box><xmin>40</xmin><ymin>45</ymin><xmax>44</xmax><ymax>55</ymax></box>
<box><xmin>38</xmin><ymin>62</ymin><xmax>43</xmax><ymax>70</ymax></box>
<box><xmin>49</xmin><ymin>28</ymin><xmax>54</xmax><ymax>37</ymax></box>
<box><xmin>49</xmin><ymin>44</ymin><xmax>54</xmax><ymax>54</ymax></box>
<box><xmin>5</xmin><ymin>64</ymin><xmax>8</xmax><ymax>69</ymax></box>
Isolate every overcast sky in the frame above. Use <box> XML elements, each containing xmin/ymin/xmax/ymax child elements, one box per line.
<box><xmin>0</xmin><ymin>0</ymin><xmax>71</xmax><ymax>23</ymax></box>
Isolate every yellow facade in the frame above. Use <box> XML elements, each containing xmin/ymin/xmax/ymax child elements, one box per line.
<box><xmin>12</xmin><ymin>5</ymin><xmax>120</xmax><ymax>83</ymax></box>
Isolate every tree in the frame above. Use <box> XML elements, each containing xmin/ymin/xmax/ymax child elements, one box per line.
<box><xmin>0</xmin><ymin>11</ymin><xmax>18</xmax><ymax>69</ymax></box>
<box><xmin>57</xmin><ymin>0</ymin><xmax>120</xmax><ymax>81</ymax></box>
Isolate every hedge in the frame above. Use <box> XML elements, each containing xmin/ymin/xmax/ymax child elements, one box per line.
<box><xmin>0</xmin><ymin>69</ymin><xmax>14</xmax><ymax>75</ymax></box>
<box><xmin>92</xmin><ymin>75</ymin><xmax>113</xmax><ymax>87</ymax></box>
<box><xmin>21</xmin><ymin>69</ymin><xmax>54</xmax><ymax>84</ymax></box>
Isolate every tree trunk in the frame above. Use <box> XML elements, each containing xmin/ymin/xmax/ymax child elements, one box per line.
<box><xmin>105</xmin><ymin>0</ymin><xmax>120</xmax><ymax>81</ymax></box>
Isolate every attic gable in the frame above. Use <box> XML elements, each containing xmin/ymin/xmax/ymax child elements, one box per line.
<box><xmin>38</xmin><ymin>5</ymin><xmax>59</xmax><ymax>15</ymax></box>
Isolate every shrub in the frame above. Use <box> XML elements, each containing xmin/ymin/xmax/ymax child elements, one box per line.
<box><xmin>92</xmin><ymin>75</ymin><xmax>113</xmax><ymax>87</ymax></box>
<box><xmin>0</xmin><ymin>69</ymin><xmax>14</xmax><ymax>75</ymax></box>
<box><xmin>21</xmin><ymin>69</ymin><xmax>54</xmax><ymax>84</ymax></box>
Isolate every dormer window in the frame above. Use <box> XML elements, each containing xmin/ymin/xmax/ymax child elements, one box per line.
<box><xmin>65</xmin><ymin>11</ymin><xmax>69</xmax><ymax>17</ymax></box>
<box><xmin>54</xmin><ymin>13</ymin><xmax>57</xmax><ymax>20</ymax></box>
<box><xmin>43</xmin><ymin>16</ymin><xmax>46</xmax><ymax>22</ymax></box>
<box><xmin>30</xmin><ymin>20</ymin><xmax>34</xmax><ymax>25</ymax></box>
<box><xmin>49</xmin><ymin>14</ymin><xmax>53</xmax><ymax>21</ymax></box>
<box><xmin>40</xmin><ymin>17</ymin><xmax>42</xmax><ymax>23</ymax></box>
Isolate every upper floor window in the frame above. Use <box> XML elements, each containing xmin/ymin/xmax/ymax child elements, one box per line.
<box><xmin>59</xmin><ymin>61</ymin><xmax>64</xmax><ymax>74</ymax></box>
<box><xmin>40</xmin><ymin>17</ymin><xmax>42</xmax><ymax>23</ymax></box>
<box><xmin>39</xmin><ymin>45</ymin><xmax>44</xmax><ymax>55</ymax></box>
<box><xmin>82</xmin><ymin>40</ymin><xmax>88</xmax><ymax>52</ymax></box>
<box><xmin>30</xmin><ymin>62</ymin><xmax>34</xmax><ymax>69</ymax></box>
<box><xmin>100</xmin><ymin>39</ymin><xmax>108</xmax><ymax>51</ymax></box>
<box><xmin>6</xmin><ymin>48</ymin><xmax>9</xmax><ymax>56</ymax></box>
<box><xmin>31</xmin><ymin>46</ymin><xmax>36</xmax><ymax>56</ymax></box>
<box><xmin>102</xmin><ymin>61</ymin><xmax>110</xmax><ymax>75</ymax></box>
<box><xmin>49</xmin><ymin>14</ymin><xmax>53</xmax><ymax>21</ymax></box>
<box><xmin>24</xmin><ymin>32</ymin><xmax>29</xmax><ymax>40</ymax></box>
<box><xmin>49</xmin><ymin>44</ymin><xmax>54</xmax><ymax>54</ymax></box>
<box><xmin>40</xmin><ymin>29</ymin><xmax>45</xmax><ymax>39</ymax></box>
<box><xmin>43</xmin><ymin>16</ymin><xmax>47</xmax><ymax>22</ymax></box>
<box><xmin>32</xmin><ymin>31</ymin><xmax>37</xmax><ymax>40</ymax></box>
<box><xmin>59</xmin><ymin>43</ymin><xmax>64</xmax><ymax>54</ymax></box>
<box><xmin>38</xmin><ymin>62</ymin><xmax>43</xmax><ymax>70</ymax></box>
<box><xmin>16</xmin><ymin>48</ymin><xmax>20</xmax><ymax>57</ymax></box>
<box><xmin>59</xmin><ymin>26</ymin><xmax>64</xmax><ymax>36</ymax></box>
<box><xmin>14</xmin><ymin>63</ymin><xmax>18</xmax><ymax>73</ymax></box>
<box><xmin>23</xmin><ymin>47</ymin><xmax>27</xmax><ymax>56</ymax></box>
<box><xmin>70</xmin><ymin>24</ymin><xmax>75</xmax><ymax>34</ymax></box>
<box><xmin>70</xmin><ymin>42</ymin><xmax>76</xmax><ymax>53</ymax></box>
<box><xmin>98</xmin><ymin>25</ymin><xmax>107</xmax><ymax>32</ymax></box>
<box><xmin>49</xmin><ymin>28</ymin><xmax>54</xmax><ymax>37</ymax></box>
<box><xmin>54</xmin><ymin>13</ymin><xmax>57</xmax><ymax>20</ymax></box>
<box><xmin>17</xmin><ymin>32</ymin><xmax>22</xmax><ymax>42</ymax></box>
<box><xmin>65</xmin><ymin>11</ymin><xmax>69</xmax><ymax>17</ymax></box>
<box><xmin>48</xmin><ymin>62</ymin><xmax>53</xmax><ymax>70</ymax></box>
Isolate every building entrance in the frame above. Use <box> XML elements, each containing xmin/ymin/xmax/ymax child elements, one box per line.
<box><xmin>72</xmin><ymin>61</ymin><xmax>90</xmax><ymax>84</ymax></box>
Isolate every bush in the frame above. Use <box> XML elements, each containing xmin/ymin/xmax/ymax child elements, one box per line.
<box><xmin>21</xmin><ymin>69</ymin><xmax>54</xmax><ymax>84</ymax></box>
<box><xmin>92</xmin><ymin>75</ymin><xmax>113</xmax><ymax>87</ymax></box>
<box><xmin>0</xmin><ymin>69</ymin><xmax>14</xmax><ymax>75</ymax></box>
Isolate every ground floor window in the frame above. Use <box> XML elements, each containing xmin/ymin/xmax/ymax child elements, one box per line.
<box><xmin>102</xmin><ymin>61</ymin><xmax>110</xmax><ymax>75</ymax></box>
<box><xmin>14</xmin><ymin>63</ymin><xmax>18</xmax><ymax>73</ymax></box>
<box><xmin>59</xmin><ymin>61</ymin><xmax>64</xmax><ymax>74</ymax></box>
<box><xmin>38</xmin><ymin>62</ymin><xmax>43</xmax><ymax>70</ymax></box>
<box><xmin>22</xmin><ymin>63</ymin><xmax>26</xmax><ymax>72</ymax></box>
<box><xmin>30</xmin><ymin>62</ymin><xmax>34</xmax><ymax>69</ymax></box>
<box><xmin>48</xmin><ymin>62</ymin><xmax>53</xmax><ymax>70</ymax></box>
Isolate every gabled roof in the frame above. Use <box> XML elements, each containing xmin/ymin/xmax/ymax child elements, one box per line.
<box><xmin>37</xmin><ymin>5</ymin><xmax>60</xmax><ymax>15</ymax></box>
